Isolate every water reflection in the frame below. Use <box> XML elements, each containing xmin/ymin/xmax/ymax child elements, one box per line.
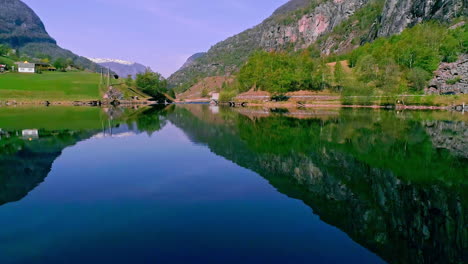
<box><xmin>167</xmin><ymin>105</ymin><xmax>467</xmax><ymax>264</ymax></box>
<box><xmin>0</xmin><ymin>105</ymin><xmax>170</xmax><ymax>207</ymax></box>
<box><xmin>0</xmin><ymin>105</ymin><xmax>466</xmax><ymax>263</ymax></box>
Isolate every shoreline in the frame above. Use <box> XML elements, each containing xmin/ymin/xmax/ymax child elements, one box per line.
<box><xmin>210</xmin><ymin>101</ymin><xmax>466</xmax><ymax>111</ymax></box>
<box><xmin>0</xmin><ymin>99</ymin><xmax>154</xmax><ymax>107</ymax></box>
<box><xmin>1</xmin><ymin>99</ymin><xmax>465</xmax><ymax>112</ymax></box>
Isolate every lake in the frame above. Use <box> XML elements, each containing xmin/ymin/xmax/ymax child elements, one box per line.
<box><xmin>0</xmin><ymin>105</ymin><xmax>466</xmax><ymax>264</ymax></box>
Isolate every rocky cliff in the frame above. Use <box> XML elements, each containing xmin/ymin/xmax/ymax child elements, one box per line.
<box><xmin>169</xmin><ymin>0</ymin><xmax>466</xmax><ymax>89</ymax></box>
<box><xmin>377</xmin><ymin>0</ymin><xmax>467</xmax><ymax>37</ymax></box>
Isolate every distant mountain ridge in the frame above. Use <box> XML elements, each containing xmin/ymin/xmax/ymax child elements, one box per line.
<box><xmin>179</xmin><ymin>52</ymin><xmax>206</xmax><ymax>70</ymax></box>
<box><xmin>168</xmin><ymin>0</ymin><xmax>466</xmax><ymax>89</ymax></box>
<box><xmin>88</xmin><ymin>58</ymin><xmax>135</xmax><ymax>65</ymax></box>
<box><xmin>0</xmin><ymin>0</ymin><xmax>104</xmax><ymax>72</ymax></box>
<box><xmin>89</xmin><ymin>58</ymin><xmax>147</xmax><ymax>78</ymax></box>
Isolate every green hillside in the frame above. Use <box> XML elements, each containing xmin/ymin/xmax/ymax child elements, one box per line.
<box><xmin>0</xmin><ymin>72</ymin><xmax>101</xmax><ymax>101</ymax></box>
<box><xmin>223</xmin><ymin>21</ymin><xmax>467</xmax><ymax>102</ymax></box>
<box><xmin>169</xmin><ymin>0</ymin><xmax>466</xmax><ymax>93</ymax></box>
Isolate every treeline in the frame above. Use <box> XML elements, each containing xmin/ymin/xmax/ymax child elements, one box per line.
<box><xmin>125</xmin><ymin>69</ymin><xmax>175</xmax><ymax>99</ymax></box>
<box><xmin>348</xmin><ymin>21</ymin><xmax>466</xmax><ymax>91</ymax></box>
<box><xmin>221</xmin><ymin>21</ymin><xmax>467</xmax><ymax>100</ymax></box>
<box><xmin>237</xmin><ymin>51</ymin><xmax>330</xmax><ymax>93</ymax></box>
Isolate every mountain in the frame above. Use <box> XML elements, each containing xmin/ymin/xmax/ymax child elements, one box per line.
<box><xmin>179</xmin><ymin>52</ymin><xmax>206</xmax><ymax>70</ymax></box>
<box><xmin>0</xmin><ymin>0</ymin><xmax>103</xmax><ymax>71</ymax></box>
<box><xmin>0</xmin><ymin>0</ymin><xmax>55</xmax><ymax>46</ymax></box>
<box><xmin>168</xmin><ymin>0</ymin><xmax>466</xmax><ymax>89</ymax></box>
<box><xmin>88</xmin><ymin>58</ymin><xmax>148</xmax><ymax>78</ymax></box>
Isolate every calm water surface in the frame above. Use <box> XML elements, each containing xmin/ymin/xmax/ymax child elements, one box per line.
<box><xmin>0</xmin><ymin>105</ymin><xmax>466</xmax><ymax>264</ymax></box>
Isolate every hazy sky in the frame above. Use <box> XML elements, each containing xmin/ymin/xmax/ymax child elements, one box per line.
<box><xmin>22</xmin><ymin>0</ymin><xmax>288</xmax><ymax>77</ymax></box>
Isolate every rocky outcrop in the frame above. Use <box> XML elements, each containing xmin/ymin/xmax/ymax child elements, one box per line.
<box><xmin>261</xmin><ymin>0</ymin><xmax>369</xmax><ymax>51</ymax></box>
<box><xmin>426</xmin><ymin>55</ymin><xmax>468</xmax><ymax>94</ymax></box>
<box><xmin>377</xmin><ymin>0</ymin><xmax>466</xmax><ymax>37</ymax></box>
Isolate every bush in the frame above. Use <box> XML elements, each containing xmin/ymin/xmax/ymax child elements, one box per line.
<box><xmin>271</xmin><ymin>94</ymin><xmax>290</xmax><ymax>102</ymax></box>
<box><xmin>407</xmin><ymin>67</ymin><xmax>431</xmax><ymax>91</ymax></box>
<box><xmin>238</xmin><ymin>51</ymin><xmax>327</xmax><ymax>93</ymax></box>
<box><xmin>136</xmin><ymin>69</ymin><xmax>167</xmax><ymax>97</ymax></box>
<box><xmin>219</xmin><ymin>89</ymin><xmax>238</xmax><ymax>102</ymax></box>
<box><xmin>201</xmin><ymin>88</ymin><xmax>209</xmax><ymax>98</ymax></box>
<box><xmin>446</xmin><ymin>77</ymin><xmax>461</xmax><ymax>85</ymax></box>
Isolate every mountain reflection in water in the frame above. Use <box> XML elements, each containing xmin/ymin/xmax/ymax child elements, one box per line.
<box><xmin>167</xmin><ymin>105</ymin><xmax>467</xmax><ymax>264</ymax></box>
<box><xmin>0</xmin><ymin>105</ymin><xmax>466</xmax><ymax>264</ymax></box>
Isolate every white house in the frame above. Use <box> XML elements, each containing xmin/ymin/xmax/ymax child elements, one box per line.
<box><xmin>18</xmin><ymin>62</ymin><xmax>35</xmax><ymax>73</ymax></box>
<box><xmin>22</xmin><ymin>129</ymin><xmax>39</xmax><ymax>140</ymax></box>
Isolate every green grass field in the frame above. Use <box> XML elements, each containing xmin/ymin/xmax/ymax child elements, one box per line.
<box><xmin>0</xmin><ymin>71</ymin><xmax>101</xmax><ymax>101</ymax></box>
<box><xmin>0</xmin><ymin>106</ymin><xmax>105</xmax><ymax>130</ymax></box>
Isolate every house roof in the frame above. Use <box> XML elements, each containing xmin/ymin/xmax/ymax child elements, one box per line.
<box><xmin>18</xmin><ymin>63</ymin><xmax>35</xmax><ymax>68</ymax></box>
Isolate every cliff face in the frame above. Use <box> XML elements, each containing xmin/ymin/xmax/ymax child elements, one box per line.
<box><xmin>377</xmin><ymin>0</ymin><xmax>466</xmax><ymax>37</ymax></box>
<box><xmin>169</xmin><ymin>0</ymin><xmax>466</xmax><ymax>88</ymax></box>
<box><xmin>0</xmin><ymin>0</ymin><xmax>56</xmax><ymax>47</ymax></box>
<box><xmin>261</xmin><ymin>0</ymin><xmax>369</xmax><ymax>51</ymax></box>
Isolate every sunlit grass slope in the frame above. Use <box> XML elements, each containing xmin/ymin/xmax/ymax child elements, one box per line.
<box><xmin>0</xmin><ymin>72</ymin><xmax>100</xmax><ymax>101</ymax></box>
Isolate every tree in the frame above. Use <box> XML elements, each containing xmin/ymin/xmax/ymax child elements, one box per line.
<box><xmin>135</xmin><ymin>68</ymin><xmax>168</xmax><ymax>97</ymax></box>
<box><xmin>0</xmin><ymin>45</ymin><xmax>11</xmax><ymax>56</ymax></box>
<box><xmin>407</xmin><ymin>67</ymin><xmax>430</xmax><ymax>91</ymax></box>
<box><xmin>125</xmin><ymin>75</ymin><xmax>134</xmax><ymax>87</ymax></box>
<box><xmin>53</xmin><ymin>58</ymin><xmax>67</xmax><ymax>70</ymax></box>
<box><xmin>238</xmin><ymin>51</ymin><xmax>318</xmax><ymax>93</ymax></box>
<box><xmin>167</xmin><ymin>89</ymin><xmax>176</xmax><ymax>99</ymax></box>
<box><xmin>334</xmin><ymin>61</ymin><xmax>345</xmax><ymax>89</ymax></box>
<box><xmin>66</xmin><ymin>58</ymin><xmax>74</xmax><ymax>68</ymax></box>
<box><xmin>201</xmin><ymin>88</ymin><xmax>209</xmax><ymax>98</ymax></box>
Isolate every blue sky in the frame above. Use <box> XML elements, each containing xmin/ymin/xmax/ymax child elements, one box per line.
<box><xmin>23</xmin><ymin>0</ymin><xmax>288</xmax><ymax>77</ymax></box>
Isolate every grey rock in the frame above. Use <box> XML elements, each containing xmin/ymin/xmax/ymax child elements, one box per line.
<box><xmin>377</xmin><ymin>0</ymin><xmax>467</xmax><ymax>37</ymax></box>
<box><xmin>426</xmin><ymin>55</ymin><xmax>468</xmax><ymax>95</ymax></box>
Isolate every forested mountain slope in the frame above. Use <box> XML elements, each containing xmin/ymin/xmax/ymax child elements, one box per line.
<box><xmin>168</xmin><ymin>0</ymin><xmax>466</xmax><ymax>91</ymax></box>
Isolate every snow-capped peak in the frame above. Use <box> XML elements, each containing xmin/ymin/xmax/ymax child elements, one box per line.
<box><xmin>87</xmin><ymin>58</ymin><xmax>135</xmax><ymax>65</ymax></box>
